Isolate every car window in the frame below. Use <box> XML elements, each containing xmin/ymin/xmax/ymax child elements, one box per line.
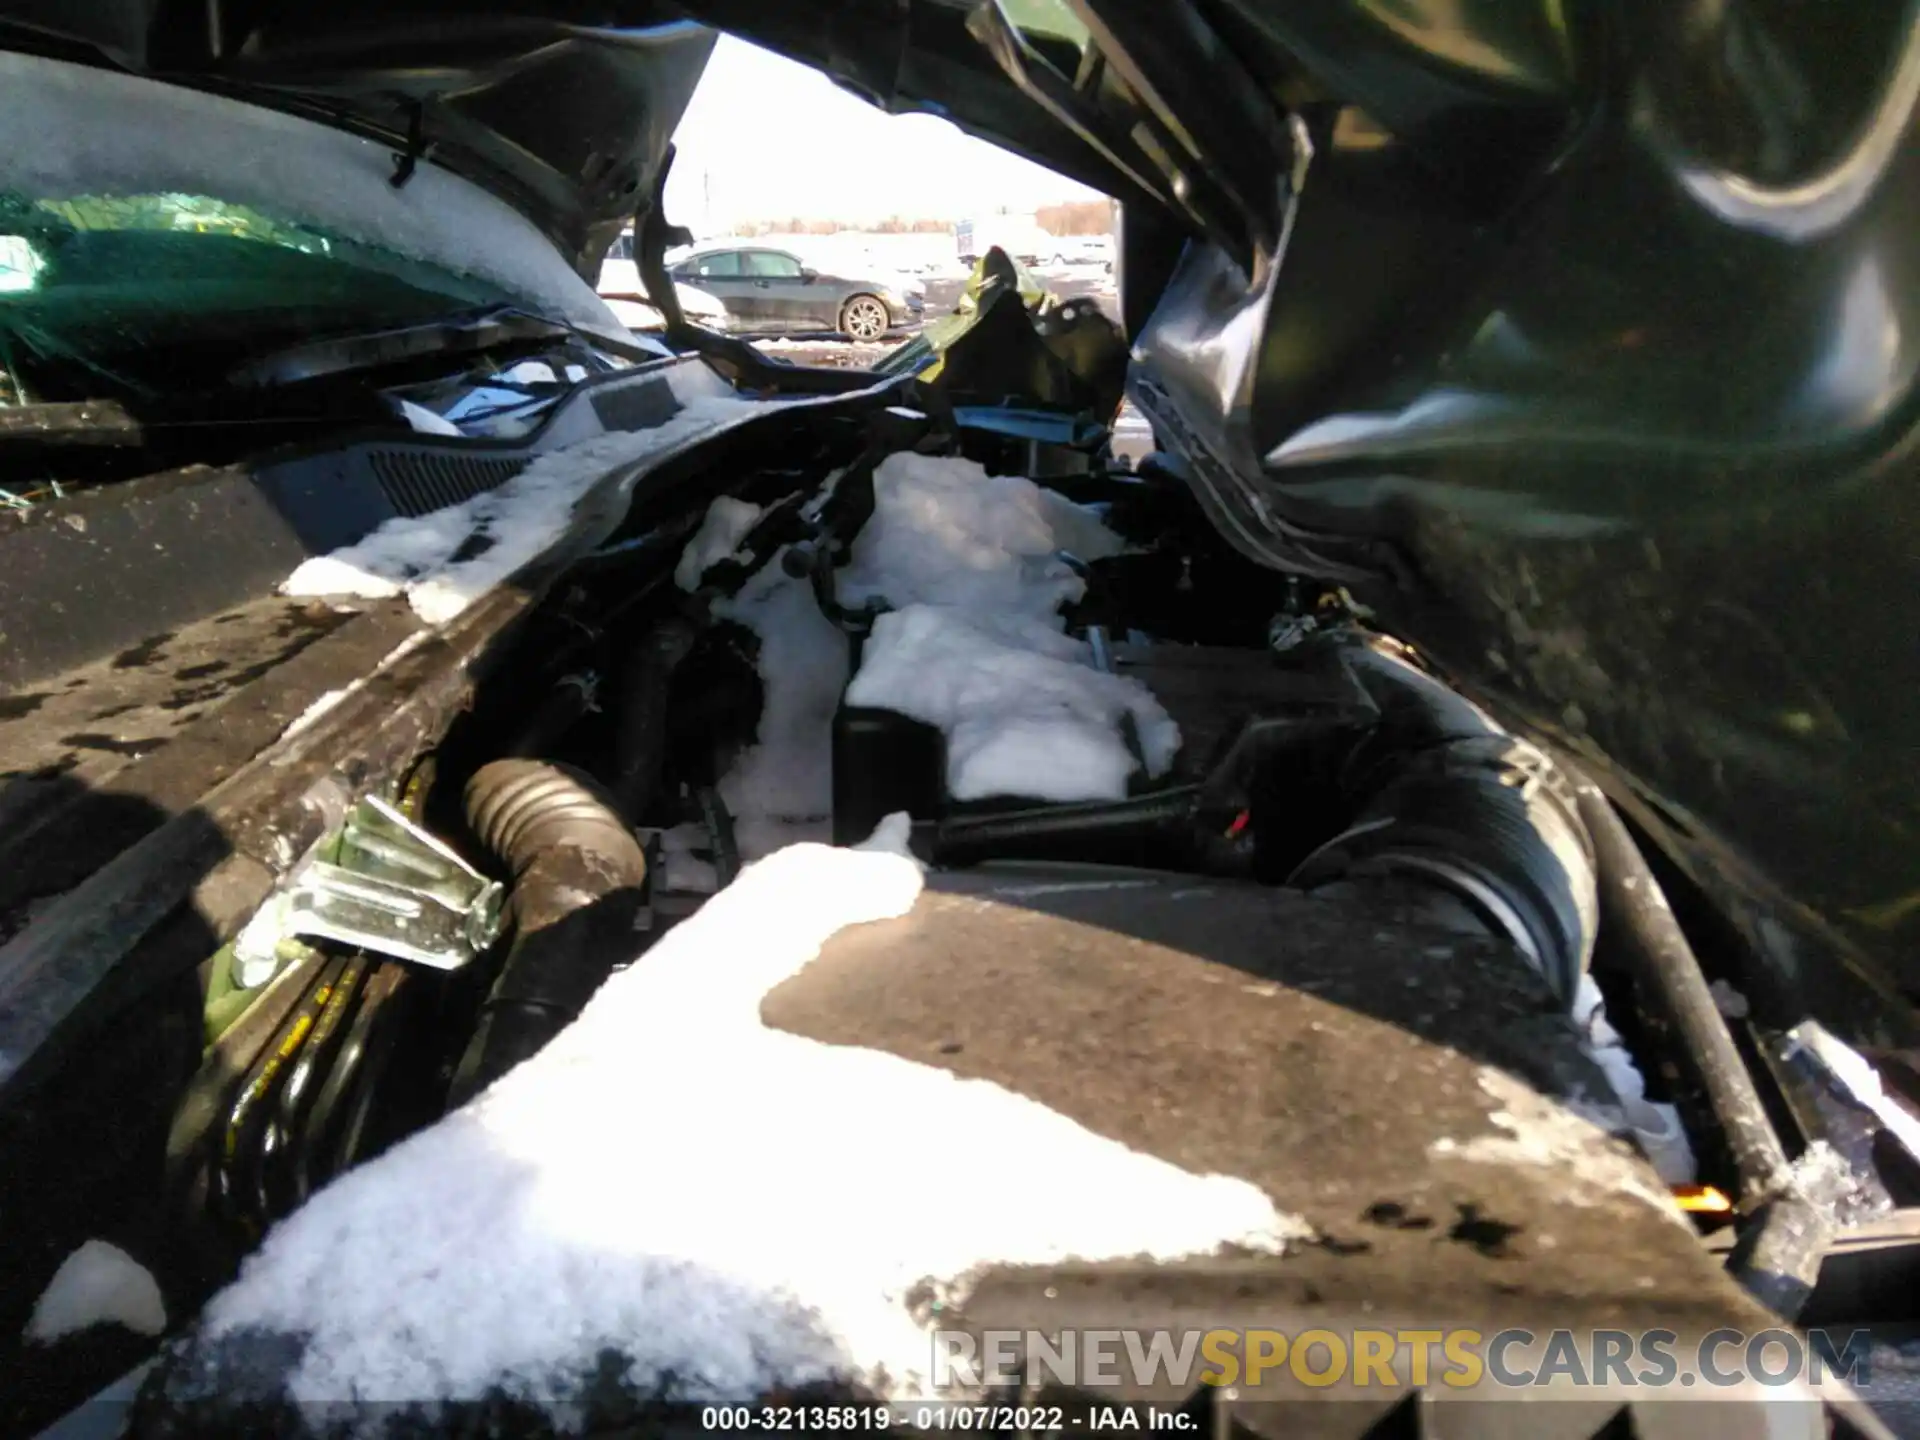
<box><xmin>608</xmin><ymin>233</ymin><xmax>632</xmax><ymax>262</ymax></box>
<box><xmin>744</xmin><ymin>251</ymin><xmax>803</xmax><ymax>279</ymax></box>
<box><xmin>691</xmin><ymin>252</ymin><xmax>741</xmax><ymax>278</ymax></box>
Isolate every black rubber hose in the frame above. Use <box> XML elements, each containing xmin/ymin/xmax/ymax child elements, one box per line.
<box><xmin>611</xmin><ymin>619</ymin><xmax>698</xmax><ymax>822</ymax></box>
<box><xmin>696</xmin><ymin>783</ymin><xmax>742</xmax><ymax>887</ymax></box>
<box><xmin>449</xmin><ymin>761</ymin><xmax>648</xmax><ymax>1108</ymax></box>
<box><xmin>507</xmin><ymin>673</ymin><xmax>598</xmax><ymax>759</ymax></box>
<box><xmin>1570</xmin><ymin>777</ymin><xmax>1827</xmax><ymax>1316</ymax></box>
<box><xmin>164</xmin><ymin>947</ymin><xmax>323</xmax><ymax>1224</ymax></box>
<box><xmin>1288</xmin><ymin>642</ymin><xmax>1598</xmax><ymax>1008</ymax></box>
<box><xmin>921</xmin><ymin>786</ymin><xmax>1202</xmax><ymax>864</ymax></box>
<box><xmin>1573</xmin><ymin>779</ymin><xmax>1791</xmax><ymax>1197</ymax></box>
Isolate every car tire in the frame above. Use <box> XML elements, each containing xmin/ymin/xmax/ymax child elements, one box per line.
<box><xmin>839</xmin><ymin>294</ymin><xmax>889</xmax><ymax>342</ymax></box>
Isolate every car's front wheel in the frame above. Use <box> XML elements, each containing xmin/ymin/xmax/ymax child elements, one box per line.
<box><xmin>839</xmin><ymin>294</ymin><xmax>889</xmax><ymax>342</ymax></box>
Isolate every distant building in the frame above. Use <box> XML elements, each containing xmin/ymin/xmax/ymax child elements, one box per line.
<box><xmin>956</xmin><ymin>214</ymin><xmax>1053</xmax><ymax>265</ymax></box>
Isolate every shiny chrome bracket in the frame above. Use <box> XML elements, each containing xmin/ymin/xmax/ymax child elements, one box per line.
<box><xmin>233</xmin><ymin>795</ymin><xmax>504</xmax><ymax>984</ymax></box>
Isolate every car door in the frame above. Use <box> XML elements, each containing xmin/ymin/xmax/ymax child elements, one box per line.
<box><xmin>740</xmin><ymin>249</ymin><xmax>817</xmax><ymax>333</ymax></box>
<box><xmin>680</xmin><ymin>250</ymin><xmax>761</xmax><ymax>330</ymax></box>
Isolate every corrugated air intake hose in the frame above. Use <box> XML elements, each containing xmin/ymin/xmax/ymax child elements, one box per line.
<box><xmin>1288</xmin><ymin>641</ymin><xmax>1598</xmax><ymax>1009</ymax></box>
<box><xmin>447</xmin><ymin>760</ymin><xmax>647</xmax><ymax>1108</ymax></box>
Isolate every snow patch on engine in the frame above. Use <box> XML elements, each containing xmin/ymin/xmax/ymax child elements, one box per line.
<box><xmin>699</xmin><ymin>452</ymin><xmax>1178</xmax><ymax>841</ymax></box>
<box><xmin>1433</xmin><ymin>1068</ymin><xmax>1680</xmax><ymax>1215</ymax></box>
<box><xmin>675</xmin><ymin>495</ymin><xmax>765</xmax><ymax>591</ymax></box>
<box><xmin>276</xmin><ymin>688</ymin><xmax>349</xmax><ymax>743</ymax></box>
<box><xmin>24</xmin><ymin>1240</ymin><xmax>166</xmax><ymax>1344</ymax></box>
<box><xmin>180</xmin><ymin>828</ymin><xmax>1302</xmax><ymax>1412</ymax></box>
<box><xmin>838</xmin><ymin>454</ymin><xmax>1176</xmax><ymax>803</ymax></box>
<box><xmin>1573</xmin><ymin>975</ymin><xmax>1696</xmax><ymax>1184</ymax></box>
<box><xmin>838</xmin><ymin>453</ymin><xmax>1124</xmax><ymax>621</ymax></box>
<box><xmin>848</xmin><ymin>605</ymin><xmax>1179</xmax><ymax>802</ymax></box>
<box><xmin>285</xmin><ymin>396</ymin><xmax>769</xmax><ymax>625</ymax></box>
<box><xmin>712</xmin><ymin>556</ymin><xmax>850</xmax><ymax>858</ymax></box>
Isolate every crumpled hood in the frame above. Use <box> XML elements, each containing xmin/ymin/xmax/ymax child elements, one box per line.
<box><xmin>0</xmin><ymin>1</ymin><xmax>715</xmax><ymax>277</ymax></box>
<box><xmin>671</xmin><ymin>1</ymin><xmax>1920</xmax><ymax>1026</ymax></box>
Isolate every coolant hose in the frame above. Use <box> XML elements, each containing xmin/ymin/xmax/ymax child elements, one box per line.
<box><xmin>1288</xmin><ymin>643</ymin><xmax>1598</xmax><ymax>1008</ymax></box>
<box><xmin>448</xmin><ymin>761</ymin><xmax>648</xmax><ymax>1108</ymax></box>
<box><xmin>1571</xmin><ymin>777</ymin><xmax>1825</xmax><ymax>1316</ymax></box>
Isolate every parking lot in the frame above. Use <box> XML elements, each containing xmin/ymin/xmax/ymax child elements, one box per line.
<box><xmin>745</xmin><ymin>263</ymin><xmax>1117</xmax><ymax>368</ymax></box>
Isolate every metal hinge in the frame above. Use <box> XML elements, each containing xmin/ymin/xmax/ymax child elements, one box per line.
<box><xmin>232</xmin><ymin>795</ymin><xmax>504</xmax><ymax>986</ymax></box>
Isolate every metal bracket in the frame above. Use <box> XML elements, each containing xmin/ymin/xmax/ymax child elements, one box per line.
<box><xmin>233</xmin><ymin>796</ymin><xmax>504</xmax><ymax>984</ymax></box>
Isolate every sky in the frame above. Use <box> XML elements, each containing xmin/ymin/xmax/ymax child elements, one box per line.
<box><xmin>663</xmin><ymin>35</ymin><xmax>1102</xmax><ymax>233</ymax></box>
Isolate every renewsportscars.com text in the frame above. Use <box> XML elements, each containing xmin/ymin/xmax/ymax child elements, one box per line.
<box><xmin>933</xmin><ymin>1326</ymin><xmax>1876</xmax><ymax>1393</ymax></box>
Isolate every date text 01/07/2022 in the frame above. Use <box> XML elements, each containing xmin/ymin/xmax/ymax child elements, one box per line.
<box><xmin>698</xmin><ymin>1405</ymin><xmax>1200</xmax><ymax>1432</ymax></box>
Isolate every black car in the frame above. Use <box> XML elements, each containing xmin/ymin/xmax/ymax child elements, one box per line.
<box><xmin>1</xmin><ymin>1</ymin><xmax>1917</xmax><ymax>1437</ymax></box>
<box><xmin>670</xmin><ymin>245</ymin><xmax>922</xmax><ymax>340</ymax></box>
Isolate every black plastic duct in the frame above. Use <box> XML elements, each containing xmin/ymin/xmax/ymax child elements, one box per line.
<box><xmin>1289</xmin><ymin>642</ymin><xmax>1598</xmax><ymax>1008</ymax></box>
<box><xmin>916</xmin><ymin>787</ymin><xmax>1203</xmax><ymax>865</ymax></box>
<box><xmin>611</xmin><ymin>617</ymin><xmax>699</xmax><ymax>821</ymax></box>
<box><xmin>448</xmin><ymin>761</ymin><xmax>647</xmax><ymax>1108</ymax></box>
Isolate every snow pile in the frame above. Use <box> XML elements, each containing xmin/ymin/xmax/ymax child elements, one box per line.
<box><xmin>24</xmin><ymin>1240</ymin><xmax>166</xmax><ymax>1344</ymax></box>
<box><xmin>839</xmin><ymin>454</ymin><xmax>1124</xmax><ymax>620</ymax></box>
<box><xmin>712</xmin><ymin>558</ymin><xmax>850</xmax><ymax>858</ymax></box>
<box><xmin>1573</xmin><ymin>976</ymin><xmax>1695</xmax><ymax>1184</ymax></box>
<box><xmin>848</xmin><ymin>607</ymin><xmax>1179</xmax><ymax>802</ymax></box>
<box><xmin>674</xmin><ymin>496</ymin><xmax>764</xmax><ymax>591</ymax></box>
<box><xmin>838</xmin><ymin>453</ymin><xmax>1177</xmax><ymax>803</ymax></box>
<box><xmin>684</xmin><ymin>453</ymin><xmax>1177</xmax><ymax>855</ymax></box>
<box><xmin>180</xmin><ymin>828</ymin><xmax>1301</xmax><ymax>1411</ymax></box>
<box><xmin>286</xmin><ymin>397</ymin><xmax>767</xmax><ymax>625</ymax></box>
<box><xmin>657</xmin><ymin>821</ymin><xmax>720</xmax><ymax>893</ymax></box>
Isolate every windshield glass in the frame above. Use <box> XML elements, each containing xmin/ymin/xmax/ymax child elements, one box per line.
<box><xmin>0</xmin><ymin>191</ymin><xmax>524</xmax><ymax>402</ymax></box>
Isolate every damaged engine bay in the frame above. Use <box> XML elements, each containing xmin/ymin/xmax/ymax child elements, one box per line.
<box><xmin>0</xmin><ymin>256</ymin><xmax>1913</xmax><ymax>1434</ymax></box>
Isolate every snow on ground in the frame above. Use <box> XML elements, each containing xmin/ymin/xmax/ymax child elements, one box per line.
<box><xmin>284</xmin><ymin>396</ymin><xmax>769</xmax><ymax>625</ymax></box>
<box><xmin>180</xmin><ymin>830</ymin><xmax>1302</xmax><ymax>1412</ymax></box>
<box><xmin>24</xmin><ymin>1240</ymin><xmax>166</xmax><ymax>1344</ymax></box>
<box><xmin>750</xmin><ymin>337</ymin><xmax>895</xmax><ymax>370</ymax></box>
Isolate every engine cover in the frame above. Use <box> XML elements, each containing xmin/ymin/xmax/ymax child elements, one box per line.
<box><xmin>762</xmin><ymin>863</ymin><xmax>1775</xmax><ymax>1412</ymax></box>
